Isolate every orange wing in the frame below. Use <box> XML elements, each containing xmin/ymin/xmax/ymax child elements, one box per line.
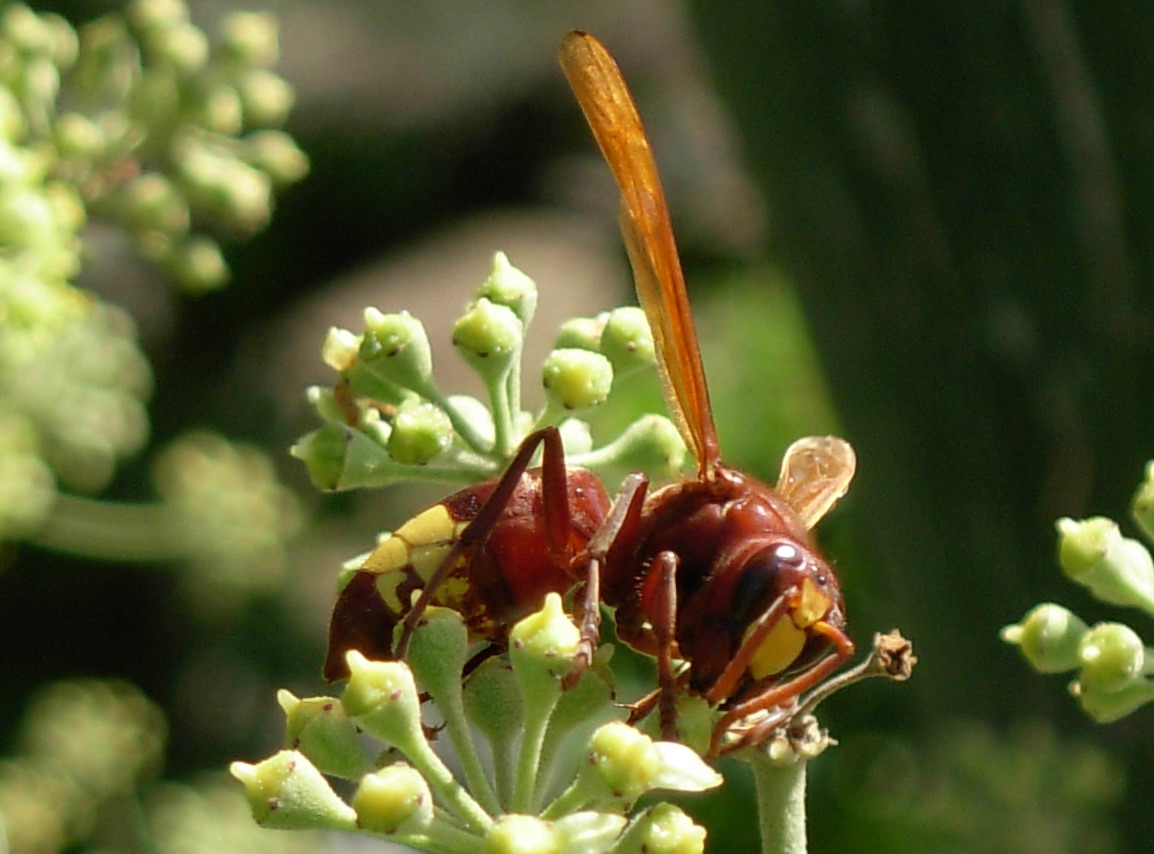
<box><xmin>560</xmin><ymin>30</ymin><xmax>720</xmax><ymax>478</ymax></box>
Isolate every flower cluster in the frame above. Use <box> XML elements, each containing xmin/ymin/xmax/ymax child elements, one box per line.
<box><xmin>0</xmin><ymin>0</ymin><xmax>307</xmax><ymax>545</ymax></box>
<box><xmin>232</xmin><ymin>596</ymin><xmax>720</xmax><ymax>853</ymax></box>
<box><xmin>1003</xmin><ymin>461</ymin><xmax>1154</xmax><ymax>721</ymax></box>
<box><xmin>292</xmin><ymin>251</ymin><xmax>686</xmax><ymax>492</ymax></box>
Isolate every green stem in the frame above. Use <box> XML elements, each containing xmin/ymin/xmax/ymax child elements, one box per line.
<box><xmin>28</xmin><ymin>493</ymin><xmax>182</xmax><ymax>562</ymax></box>
<box><xmin>488</xmin><ymin>360</ymin><xmax>518</xmax><ymax>461</ymax></box>
<box><xmin>749</xmin><ymin>753</ymin><xmax>808</xmax><ymax>854</ymax></box>
<box><xmin>511</xmin><ymin>680</ymin><xmax>561</xmax><ymax>813</ymax></box>
<box><xmin>391</xmin><ymin>725</ymin><xmax>494</xmax><ymax>835</ymax></box>
<box><xmin>421</xmin><ymin>384</ymin><xmax>496</xmax><ymax>457</ymax></box>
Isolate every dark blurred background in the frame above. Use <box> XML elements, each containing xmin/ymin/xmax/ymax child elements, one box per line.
<box><xmin>4</xmin><ymin>1</ymin><xmax>1154</xmax><ymax>852</ymax></box>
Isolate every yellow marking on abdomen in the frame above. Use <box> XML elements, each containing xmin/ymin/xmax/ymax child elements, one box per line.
<box><xmin>358</xmin><ymin>504</ymin><xmax>469</xmax><ymax>612</ymax></box>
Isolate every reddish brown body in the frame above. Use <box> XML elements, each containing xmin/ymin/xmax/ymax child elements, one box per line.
<box><xmin>604</xmin><ymin>466</ymin><xmax>846</xmax><ymax>705</ymax></box>
<box><xmin>325</xmin><ymin>453</ymin><xmax>611</xmax><ymax>681</ymax></box>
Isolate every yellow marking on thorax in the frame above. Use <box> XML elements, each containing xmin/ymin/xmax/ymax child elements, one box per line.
<box><xmin>358</xmin><ymin>504</ymin><xmax>469</xmax><ymax>612</ymax></box>
<box><xmin>746</xmin><ymin>578</ymin><xmax>832</xmax><ymax>681</ymax></box>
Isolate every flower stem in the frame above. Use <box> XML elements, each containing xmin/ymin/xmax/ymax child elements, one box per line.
<box><xmin>749</xmin><ymin>752</ymin><xmax>808</xmax><ymax>854</ymax></box>
<box><xmin>28</xmin><ymin>493</ymin><xmax>181</xmax><ymax>562</ymax></box>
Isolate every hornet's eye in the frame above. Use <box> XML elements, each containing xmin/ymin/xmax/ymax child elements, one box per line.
<box><xmin>732</xmin><ymin>542</ymin><xmax>806</xmax><ymax>625</ymax></box>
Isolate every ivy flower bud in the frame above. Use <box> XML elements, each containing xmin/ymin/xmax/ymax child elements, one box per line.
<box><xmin>219</xmin><ymin>11</ymin><xmax>279</xmax><ymax>66</ymax></box>
<box><xmin>587</xmin><ymin>722</ymin><xmax>661</xmax><ymax>801</ymax></box>
<box><xmin>229</xmin><ymin>750</ymin><xmax>356</xmax><ymax>830</ymax></box>
<box><xmin>290</xmin><ymin>424</ymin><xmax>348</xmax><ymax>490</ymax></box>
<box><xmin>598</xmin><ymin>306</ymin><xmax>655</xmax><ymax>374</ymax></box>
<box><xmin>1131</xmin><ymin>460</ymin><xmax>1154</xmax><ymax>544</ymax></box>
<box><xmin>509</xmin><ymin>592</ymin><xmax>581</xmax><ymax>681</ymax></box>
<box><xmin>146</xmin><ymin>21</ymin><xmax>209</xmax><ymax>73</ymax></box>
<box><xmin>322</xmin><ymin>327</ymin><xmax>361</xmax><ymax>372</ymax></box>
<box><xmin>615</xmin><ymin>804</ymin><xmax>708</xmax><ymax>854</ymax></box>
<box><xmin>128</xmin><ymin>0</ymin><xmax>189</xmax><ymax>29</ymax></box>
<box><xmin>554</xmin><ymin>315</ymin><xmax>604</xmax><ymax>352</ymax></box>
<box><xmin>585</xmin><ymin>722</ymin><xmax>721</xmax><ymax>803</ymax></box>
<box><xmin>341</xmin><ymin>651</ymin><xmax>425</xmax><ymax>747</ymax></box>
<box><xmin>611</xmin><ymin>415</ymin><xmax>686</xmax><ymax>478</ymax></box>
<box><xmin>360</xmin><ymin>308</ymin><xmax>433</xmax><ymax>391</ymax></box>
<box><xmin>453</xmin><ymin>298</ymin><xmax>523</xmax><ymax>380</ymax></box>
<box><xmin>169</xmin><ymin>235</ymin><xmax>228</xmax><ymax>292</ymax></box>
<box><xmin>278</xmin><ymin>690</ymin><xmax>370</xmax><ymax>780</ymax></box>
<box><xmin>1077</xmin><ymin>622</ymin><xmax>1145</xmax><ymax>694</ymax></box>
<box><xmin>1056</xmin><ymin>517</ymin><xmax>1154</xmax><ymax>615</ymax></box>
<box><xmin>237</xmin><ymin>69</ymin><xmax>295</xmax><ymax>128</ymax></box>
<box><xmin>542</xmin><ymin>348</ymin><xmax>613</xmax><ymax>411</ymax></box>
<box><xmin>243</xmin><ymin>130</ymin><xmax>309</xmax><ymax>186</ymax></box>
<box><xmin>478</xmin><ymin>251</ymin><xmax>537</xmax><ymax>326</ymax></box>
<box><xmin>54</xmin><ymin>112</ymin><xmax>104</xmax><ymax>160</ymax></box>
<box><xmin>1000</xmin><ymin>603</ymin><xmax>1088</xmax><ymax>673</ymax></box>
<box><xmin>557</xmin><ymin>418</ymin><xmax>593</xmax><ymax>456</ymax></box>
<box><xmin>1074</xmin><ymin>676</ymin><xmax>1154</xmax><ymax>724</ymax></box>
<box><xmin>387</xmin><ymin>399</ymin><xmax>452</xmax><ymax>465</ymax></box>
<box><xmin>119</xmin><ymin>173</ymin><xmax>190</xmax><ymax>238</ymax></box>
<box><xmin>352</xmin><ymin>763</ymin><xmax>434</xmax><ymax>836</ymax></box>
<box><xmin>484</xmin><ymin>814</ymin><xmax>561</xmax><ymax>854</ymax></box>
<box><xmin>195</xmin><ymin>82</ymin><xmax>243</xmax><ymax>134</ymax></box>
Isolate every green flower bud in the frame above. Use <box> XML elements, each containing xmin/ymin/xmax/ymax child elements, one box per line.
<box><xmin>583</xmin><ymin>722</ymin><xmax>721</xmax><ymax>803</ymax></box>
<box><xmin>41</xmin><ymin>12</ymin><xmax>78</xmax><ymax>68</ymax></box>
<box><xmin>229</xmin><ymin>750</ymin><xmax>356</xmax><ymax>830</ymax></box>
<box><xmin>54</xmin><ymin>112</ymin><xmax>104</xmax><ymax>160</ymax></box>
<box><xmin>587</xmin><ymin>722</ymin><xmax>663</xmax><ymax>801</ymax></box>
<box><xmin>237</xmin><ymin>69</ymin><xmax>295</xmax><ymax>128</ymax></box>
<box><xmin>176</xmin><ymin>141</ymin><xmax>272</xmax><ymax>233</ymax></box>
<box><xmin>360</xmin><ymin>309</ymin><xmax>434</xmax><ymax>391</ymax></box>
<box><xmin>169</xmin><ymin>235</ymin><xmax>228</xmax><ymax>292</ymax></box>
<box><xmin>219</xmin><ymin>11</ymin><xmax>279</xmax><ymax>66</ymax></box>
<box><xmin>557</xmin><ymin>418</ymin><xmax>593</xmax><ymax>456</ymax></box>
<box><xmin>478</xmin><ymin>251</ymin><xmax>537</xmax><ymax>327</ymax></box>
<box><xmin>1074</xmin><ymin>675</ymin><xmax>1154</xmax><ymax>723</ymax></box>
<box><xmin>405</xmin><ymin>606</ymin><xmax>469</xmax><ymax>702</ymax></box>
<box><xmin>278</xmin><ymin>690</ymin><xmax>370</xmax><ymax>780</ymax></box>
<box><xmin>615</xmin><ymin>804</ymin><xmax>707</xmax><ymax>854</ymax></box>
<box><xmin>554</xmin><ymin>315</ymin><xmax>604</xmax><ymax>352</ymax></box>
<box><xmin>118</xmin><ymin>173</ymin><xmax>190</xmax><ymax>237</ymax></box>
<box><xmin>453</xmin><ymin>298</ymin><xmax>523</xmax><ymax>378</ymax></box>
<box><xmin>193</xmin><ymin>82</ymin><xmax>243</xmax><ymax>134</ymax></box>
<box><xmin>341</xmin><ymin>651</ymin><xmax>425</xmax><ymax>746</ymax></box>
<box><xmin>128</xmin><ymin>0</ymin><xmax>189</xmax><ymax>29</ymax></box>
<box><xmin>146</xmin><ymin>20</ymin><xmax>209</xmax><ymax>73</ymax></box>
<box><xmin>3</xmin><ymin>4</ymin><xmax>56</xmax><ymax>55</ymax></box>
<box><xmin>542</xmin><ymin>348</ymin><xmax>613</xmax><ymax>411</ymax></box>
<box><xmin>1131</xmin><ymin>460</ymin><xmax>1154</xmax><ymax>543</ymax></box>
<box><xmin>598</xmin><ymin>306</ymin><xmax>655</xmax><ymax>374</ymax></box>
<box><xmin>290</xmin><ymin>424</ymin><xmax>349</xmax><ymax>490</ymax></box>
<box><xmin>1057</xmin><ymin>517</ymin><xmax>1154</xmax><ymax>615</ymax></box>
<box><xmin>352</xmin><ymin>763</ymin><xmax>434</xmax><ymax>836</ymax></box>
<box><xmin>322</xmin><ymin>326</ymin><xmax>361</xmax><ymax>372</ymax></box>
<box><xmin>509</xmin><ymin>592</ymin><xmax>581</xmax><ymax>680</ymax></box>
<box><xmin>387</xmin><ymin>399</ymin><xmax>452</xmax><ymax>465</ymax></box>
<box><xmin>243</xmin><ymin>129</ymin><xmax>309</xmax><ymax>186</ymax></box>
<box><xmin>484</xmin><ymin>814</ymin><xmax>562</xmax><ymax>854</ymax></box>
<box><xmin>1001</xmin><ymin>603</ymin><xmax>1089</xmax><ymax>673</ymax></box>
<box><xmin>1078</xmin><ymin>622</ymin><xmax>1145</xmax><ymax>694</ymax></box>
